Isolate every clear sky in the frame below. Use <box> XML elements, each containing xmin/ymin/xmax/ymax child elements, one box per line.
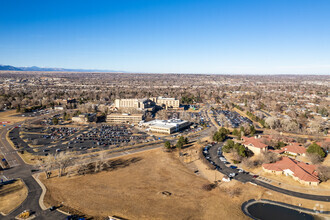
<box><xmin>0</xmin><ymin>0</ymin><xmax>330</xmax><ymax>74</ymax></box>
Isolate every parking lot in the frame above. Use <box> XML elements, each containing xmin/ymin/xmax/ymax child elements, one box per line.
<box><xmin>13</xmin><ymin>109</ymin><xmax>55</xmax><ymax>118</ymax></box>
<box><xmin>215</xmin><ymin>110</ymin><xmax>252</xmax><ymax>128</ymax></box>
<box><xmin>8</xmin><ymin>123</ymin><xmax>149</xmax><ymax>156</ymax></box>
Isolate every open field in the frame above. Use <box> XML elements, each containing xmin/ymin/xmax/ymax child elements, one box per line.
<box><xmin>0</xmin><ymin>110</ymin><xmax>31</xmax><ymax>125</ymax></box>
<box><xmin>0</xmin><ymin>179</ymin><xmax>28</xmax><ymax>215</ymax></box>
<box><xmin>41</xmin><ymin>148</ymin><xmax>330</xmax><ymax>219</ymax></box>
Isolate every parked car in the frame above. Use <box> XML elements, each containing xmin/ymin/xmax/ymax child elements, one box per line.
<box><xmin>229</xmin><ymin>173</ymin><xmax>236</xmax><ymax>178</ymax></box>
<box><xmin>222</xmin><ymin>176</ymin><xmax>231</xmax><ymax>182</ymax></box>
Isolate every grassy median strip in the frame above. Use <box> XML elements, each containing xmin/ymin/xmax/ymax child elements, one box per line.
<box><xmin>0</xmin><ymin>179</ymin><xmax>28</xmax><ymax>215</ymax></box>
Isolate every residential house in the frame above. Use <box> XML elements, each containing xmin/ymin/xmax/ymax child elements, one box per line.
<box><xmin>241</xmin><ymin>136</ymin><xmax>268</xmax><ymax>155</ymax></box>
<box><xmin>263</xmin><ymin>156</ymin><xmax>319</xmax><ymax>186</ymax></box>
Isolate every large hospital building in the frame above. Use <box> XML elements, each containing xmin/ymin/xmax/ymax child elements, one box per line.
<box><xmin>114</xmin><ymin>97</ymin><xmax>179</xmax><ymax>110</ymax></box>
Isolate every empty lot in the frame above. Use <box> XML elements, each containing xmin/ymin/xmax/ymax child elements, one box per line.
<box><xmin>41</xmin><ymin>148</ymin><xmax>328</xmax><ymax>219</ymax></box>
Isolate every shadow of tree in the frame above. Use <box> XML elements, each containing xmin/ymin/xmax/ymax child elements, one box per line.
<box><xmin>77</xmin><ymin>157</ymin><xmax>142</xmax><ymax>176</ymax></box>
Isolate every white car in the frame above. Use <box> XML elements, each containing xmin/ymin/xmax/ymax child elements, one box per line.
<box><xmin>222</xmin><ymin>177</ymin><xmax>231</xmax><ymax>182</ymax></box>
<box><xmin>229</xmin><ymin>173</ymin><xmax>236</xmax><ymax>178</ymax></box>
<box><xmin>219</xmin><ymin>157</ymin><xmax>227</xmax><ymax>162</ymax></box>
<box><xmin>238</xmin><ymin>169</ymin><xmax>244</xmax><ymax>173</ymax></box>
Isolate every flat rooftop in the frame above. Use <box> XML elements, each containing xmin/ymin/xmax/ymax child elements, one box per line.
<box><xmin>142</xmin><ymin>119</ymin><xmax>188</xmax><ymax>129</ymax></box>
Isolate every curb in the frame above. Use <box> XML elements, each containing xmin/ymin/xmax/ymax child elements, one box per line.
<box><xmin>32</xmin><ymin>173</ymin><xmax>48</xmax><ymax>210</ymax></box>
<box><xmin>32</xmin><ymin>174</ymin><xmax>71</xmax><ymax>216</ymax></box>
<box><xmin>0</xmin><ymin>178</ymin><xmax>29</xmax><ymax>217</ymax></box>
<box><xmin>241</xmin><ymin>199</ymin><xmax>330</xmax><ymax>219</ymax></box>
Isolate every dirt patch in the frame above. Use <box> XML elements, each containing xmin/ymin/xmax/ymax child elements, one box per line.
<box><xmin>0</xmin><ymin>110</ymin><xmax>31</xmax><ymax>125</ymax></box>
<box><xmin>0</xmin><ymin>179</ymin><xmax>28</xmax><ymax>215</ymax></box>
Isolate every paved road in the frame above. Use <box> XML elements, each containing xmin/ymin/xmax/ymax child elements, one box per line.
<box><xmin>207</xmin><ymin>143</ymin><xmax>330</xmax><ymax>202</ymax></box>
<box><xmin>0</xmin><ymin>114</ymin><xmax>68</xmax><ymax>220</ymax></box>
<box><xmin>0</xmin><ymin>109</ymin><xmax>214</xmax><ymax>219</ymax></box>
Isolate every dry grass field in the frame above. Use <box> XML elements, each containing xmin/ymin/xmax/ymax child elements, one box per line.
<box><xmin>0</xmin><ymin>110</ymin><xmax>30</xmax><ymax>125</ymax></box>
<box><xmin>41</xmin><ymin>148</ymin><xmax>330</xmax><ymax>220</ymax></box>
<box><xmin>0</xmin><ymin>179</ymin><xmax>28</xmax><ymax>215</ymax></box>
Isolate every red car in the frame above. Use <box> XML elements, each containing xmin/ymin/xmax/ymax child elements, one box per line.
<box><xmin>252</xmin><ymin>175</ymin><xmax>259</xmax><ymax>178</ymax></box>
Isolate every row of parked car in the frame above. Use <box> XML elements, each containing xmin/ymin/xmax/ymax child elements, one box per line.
<box><xmin>46</xmin><ymin>127</ymin><xmax>78</xmax><ymax>140</ymax></box>
<box><xmin>202</xmin><ymin>143</ymin><xmax>223</xmax><ymax>173</ymax></box>
<box><xmin>216</xmin><ymin>110</ymin><xmax>252</xmax><ymax>128</ymax></box>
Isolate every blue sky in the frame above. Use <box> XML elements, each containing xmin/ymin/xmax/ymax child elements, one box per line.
<box><xmin>0</xmin><ymin>0</ymin><xmax>329</xmax><ymax>74</ymax></box>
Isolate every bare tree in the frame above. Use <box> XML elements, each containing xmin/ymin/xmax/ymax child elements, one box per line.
<box><xmin>94</xmin><ymin>151</ymin><xmax>107</xmax><ymax>173</ymax></box>
<box><xmin>265</xmin><ymin>117</ymin><xmax>280</xmax><ymax>130</ymax></box>
<box><xmin>317</xmin><ymin>166</ymin><xmax>330</xmax><ymax>182</ymax></box>
<box><xmin>306</xmin><ymin>152</ymin><xmax>323</xmax><ymax>164</ymax></box>
<box><xmin>54</xmin><ymin>152</ymin><xmax>75</xmax><ymax>177</ymax></box>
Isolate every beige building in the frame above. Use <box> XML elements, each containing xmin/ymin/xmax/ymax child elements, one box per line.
<box><xmin>241</xmin><ymin>136</ymin><xmax>268</xmax><ymax>155</ymax></box>
<box><xmin>155</xmin><ymin>97</ymin><xmax>180</xmax><ymax>109</ymax></box>
<box><xmin>141</xmin><ymin>119</ymin><xmax>190</xmax><ymax>134</ymax></box>
<box><xmin>72</xmin><ymin>113</ymin><xmax>96</xmax><ymax>124</ymax></box>
<box><xmin>114</xmin><ymin>97</ymin><xmax>180</xmax><ymax>110</ymax></box>
<box><xmin>106</xmin><ymin>113</ymin><xmax>143</xmax><ymax>124</ymax></box>
<box><xmin>263</xmin><ymin>157</ymin><xmax>319</xmax><ymax>186</ymax></box>
<box><xmin>114</xmin><ymin>98</ymin><xmax>151</xmax><ymax>109</ymax></box>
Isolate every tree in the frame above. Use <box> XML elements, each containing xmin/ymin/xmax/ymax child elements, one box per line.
<box><xmin>261</xmin><ymin>151</ymin><xmax>279</xmax><ymax>164</ymax></box>
<box><xmin>250</xmin><ymin>125</ymin><xmax>256</xmax><ymax>136</ymax></box>
<box><xmin>306</xmin><ymin>153</ymin><xmax>322</xmax><ymax>164</ymax></box>
<box><xmin>317</xmin><ymin>166</ymin><xmax>330</xmax><ymax>182</ymax></box>
<box><xmin>37</xmin><ymin>156</ymin><xmax>55</xmax><ymax>179</ymax></box>
<box><xmin>213</xmin><ymin>131</ymin><xmax>226</xmax><ymax>142</ymax></box>
<box><xmin>213</xmin><ymin>128</ymin><xmax>228</xmax><ymax>142</ymax></box>
<box><xmin>176</xmin><ymin>141</ymin><xmax>183</xmax><ymax>150</ymax></box>
<box><xmin>54</xmin><ymin>152</ymin><xmax>75</xmax><ymax>177</ymax></box>
<box><xmin>52</xmin><ymin>117</ymin><xmax>59</xmax><ymax>125</ymax></box>
<box><xmin>240</xmin><ymin>126</ymin><xmax>245</xmax><ymax>136</ymax></box>
<box><xmin>94</xmin><ymin>151</ymin><xmax>107</xmax><ymax>173</ymax></box>
<box><xmin>176</xmin><ymin>136</ymin><xmax>187</xmax><ymax>149</ymax></box>
<box><xmin>232</xmin><ymin>128</ymin><xmax>239</xmax><ymax>136</ymax></box>
<box><xmin>164</xmin><ymin>141</ymin><xmax>171</xmax><ymax>150</ymax></box>
<box><xmin>307</xmin><ymin>143</ymin><xmax>326</xmax><ymax>158</ymax></box>
<box><xmin>274</xmin><ymin>141</ymin><xmax>286</xmax><ymax>149</ymax></box>
<box><xmin>265</xmin><ymin>117</ymin><xmax>280</xmax><ymax>129</ymax></box>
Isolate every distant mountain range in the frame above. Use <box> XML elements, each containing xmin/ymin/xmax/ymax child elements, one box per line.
<box><xmin>0</xmin><ymin>64</ymin><xmax>122</xmax><ymax>72</ymax></box>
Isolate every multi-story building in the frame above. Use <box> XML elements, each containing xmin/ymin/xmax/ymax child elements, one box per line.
<box><xmin>154</xmin><ymin>97</ymin><xmax>180</xmax><ymax>109</ymax></box>
<box><xmin>114</xmin><ymin>97</ymin><xmax>179</xmax><ymax>110</ymax></box>
<box><xmin>114</xmin><ymin>98</ymin><xmax>154</xmax><ymax>110</ymax></box>
<box><xmin>106</xmin><ymin>113</ymin><xmax>144</xmax><ymax>124</ymax></box>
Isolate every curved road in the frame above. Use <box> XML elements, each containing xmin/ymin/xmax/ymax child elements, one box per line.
<box><xmin>207</xmin><ymin>143</ymin><xmax>330</xmax><ymax>202</ymax></box>
<box><xmin>0</xmin><ymin>116</ymin><xmax>68</xmax><ymax>219</ymax></box>
<box><xmin>0</xmin><ymin>110</ymin><xmax>214</xmax><ymax>219</ymax></box>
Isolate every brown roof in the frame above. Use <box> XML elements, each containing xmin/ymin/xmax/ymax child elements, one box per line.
<box><xmin>242</xmin><ymin>136</ymin><xmax>268</xmax><ymax>149</ymax></box>
<box><xmin>282</xmin><ymin>143</ymin><xmax>306</xmax><ymax>154</ymax></box>
<box><xmin>263</xmin><ymin>157</ymin><xmax>319</xmax><ymax>183</ymax></box>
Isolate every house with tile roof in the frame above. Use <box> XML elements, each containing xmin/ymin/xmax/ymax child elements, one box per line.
<box><xmin>262</xmin><ymin>156</ymin><xmax>319</xmax><ymax>186</ymax></box>
<box><xmin>241</xmin><ymin>136</ymin><xmax>268</xmax><ymax>155</ymax></box>
<box><xmin>281</xmin><ymin>142</ymin><xmax>306</xmax><ymax>156</ymax></box>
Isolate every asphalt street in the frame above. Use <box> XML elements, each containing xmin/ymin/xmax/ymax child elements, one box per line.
<box><xmin>0</xmin><ymin>113</ymin><xmax>68</xmax><ymax>220</ymax></box>
<box><xmin>207</xmin><ymin>143</ymin><xmax>330</xmax><ymax>202</ymax></box>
